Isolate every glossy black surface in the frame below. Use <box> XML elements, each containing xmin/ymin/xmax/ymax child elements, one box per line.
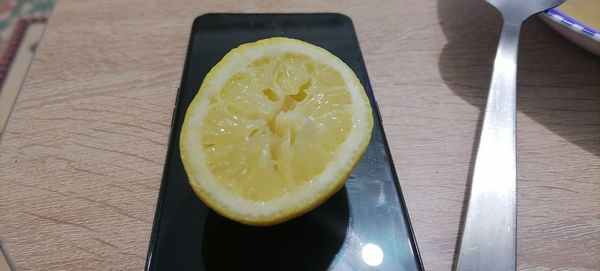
<box><xmin>145</xmin><ymin>13</ymin><xmax>422</xmax><ymax>271</ymax></box>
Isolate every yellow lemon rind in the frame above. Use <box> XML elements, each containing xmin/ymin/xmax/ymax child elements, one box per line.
<box><xmin>179</xmin><ymin>37</ymin><xmax>373</xmax><ymax>226</ymax></box>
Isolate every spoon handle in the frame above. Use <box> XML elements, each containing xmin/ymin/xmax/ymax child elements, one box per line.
<box><xmin>456</xmin><ymin>21</ymin><xmax>521</xmax><ymax>271</ymax></box>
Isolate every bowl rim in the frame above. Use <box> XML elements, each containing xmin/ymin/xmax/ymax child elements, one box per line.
<box><xmin>543</xmin><ymin>8</ymin><xmax>600</xmax><ymax>42</ymax></box>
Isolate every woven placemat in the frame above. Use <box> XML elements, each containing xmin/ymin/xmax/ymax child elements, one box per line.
<box><xmin>0</xmin><ymin>0</ymin><xmax>54</xmax><ymax>134</ymax></box>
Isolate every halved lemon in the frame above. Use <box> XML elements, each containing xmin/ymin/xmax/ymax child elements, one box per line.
<box><xmin>180</xmin><ymin>37</ymin><xmax>373</xmax><ymax>226</ymax></box>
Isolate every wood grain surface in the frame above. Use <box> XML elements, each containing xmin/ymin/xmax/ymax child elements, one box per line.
<box><xmin>0</xmin><ymin>1</ymin><xmax>598</xmax><ymax>270</ymax></box>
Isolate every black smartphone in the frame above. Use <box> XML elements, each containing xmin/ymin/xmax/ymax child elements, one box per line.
<box><xmin>145</xmin><ymin>13</ymin><xmax>422</xmax><ymax>271</ymax></box>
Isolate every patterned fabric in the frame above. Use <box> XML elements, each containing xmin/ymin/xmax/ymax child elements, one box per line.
<box><xmin>0</xmin><ymin>0</ymin><xmax>54</xmax><ymax>134</ymax></box>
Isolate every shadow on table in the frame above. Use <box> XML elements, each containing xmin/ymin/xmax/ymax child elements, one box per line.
<box><xmin>437</xmin><ymin>0</ymin><xmax>600</xmax><ymax>158</ymax></box>
<box><xmin>436</xmin><ymin>0</ymin><xmax>600</xmax><ymax>268</ymax></box>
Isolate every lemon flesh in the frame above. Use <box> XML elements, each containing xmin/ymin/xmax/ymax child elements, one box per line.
<box><xmin>180</xmin><ymin>37</ymin><xmax>373</xmax><ymax>225</ymax></box>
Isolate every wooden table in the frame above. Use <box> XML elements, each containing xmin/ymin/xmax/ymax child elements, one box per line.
<box><xmin>1</xmin><ymin>1</ymin><xmax>598</xmax><ymax>270</ymax></box>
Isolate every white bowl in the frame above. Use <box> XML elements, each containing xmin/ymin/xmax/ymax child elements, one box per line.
<box><xmin>540</xmin><ymin>7</ymin><xmax>600</xmax><ymax>56</ymax></box>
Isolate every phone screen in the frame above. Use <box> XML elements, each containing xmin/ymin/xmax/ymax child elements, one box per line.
<box><xmin>145</xmin><ymin>13</ymin><xmax>422</xmax><ymax>271</ymax></box>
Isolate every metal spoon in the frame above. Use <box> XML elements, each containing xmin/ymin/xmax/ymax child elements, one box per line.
<box><xmin>455</xmin><ymin>1</ymin><xmax>566</xmax><ymax>271</ymax></box>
